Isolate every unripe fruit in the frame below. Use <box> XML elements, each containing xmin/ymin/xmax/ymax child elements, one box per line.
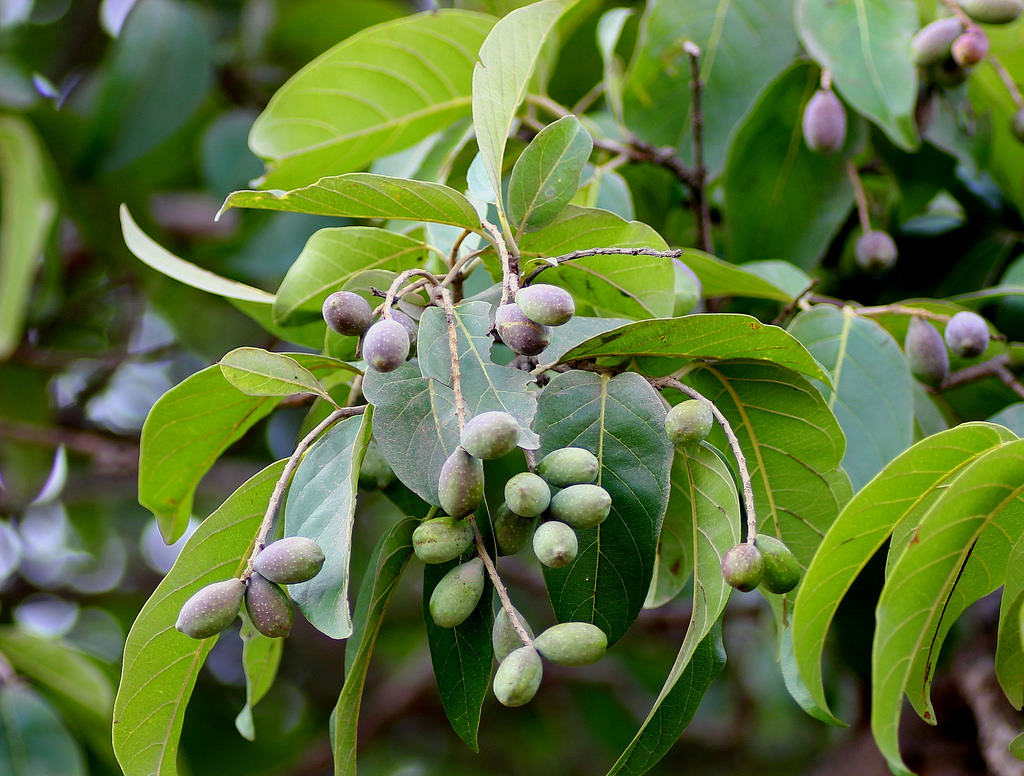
<box><xmin>412</xmin><ymin>516</ymin><xmax>474</xmax><ymax>564</ymax></box>
<box><xmin>322</xmin><ymin>291</ymin><xmax>372</xmax><ymax>336</ymax></box>
<box><xmin>533</xmin><ymin>622</ymin><xmax>607</xmax><ymax>666</ymax></box>
<box><xmin>461</xmin><ymin>411</ymin><xmax>519</xmax><ymax>460</ymax></box>
<box><xmin>537</xmin><ymin>447</ymin><xmax>599</xmax><ymax>487</ymax></box>
<box><xmin>493</xmin><ymin>646</ymin><xmax>543</xmax><ymax>707</ymax></box>
<box><xmin>855</xmin><ymin>230</ymin><xmax>898</xmax><ymax>272</ymax></box>
<box><xmin>952</xmin><ymin>28</ymin><xmax>989</xmax><ymax>66</ymax></box>
<box><xmin>253</xmin><ymin>537</ymin><xmax>326</xmax><ymax>584</ymax></box>
<box><xmin>1012</xmin><ymin>108</ymin><xmax>1024</xmax><ymax>142</ymax></box>
<box><xmin>390</xmin><ymin>308</ymin><xmax>419</xmax><ymax>349</ymax></box>
<box><xmin>437</xmin><ymin>446</ymin><xmax>484</xmax><ymax>518</ymax></box>
<box><xmin>358</xmin><ymin>440</ymin><xmax>394</xmax><ymax>490</ymax></box>
<box><xmin>363</xmin><ymin>319</ymin><xmax>410</xmax><ymax>372</ymax></box>
<box><xmin>533</xmin><ymin>521</ymin><xmax>578</xmax><ymax>568</ymax></box>
<box><xmin>754</xmin><ymin>535</ymin><xmax>802</xmax><ymax>594</ymax></box>
<box><xmin>911</xmin><ymin>18</ymin><xmax>964</xmax><ymax>66</ymax></box>
<box><xmin>802</xmin><ymin>89</ymin><xmax>846</xmax><ymax>155</ymax></box>
<box><xmin>957</xmin><ymin>0</ymin><xmax>1023</xmax><ymax>24</ymax></box>
<box><xmin>492</xmin><ymin>606</ymin><xmax>534</xmax><ymax>662</ymax></box>
<box><xmin>245</xmin><ymin>572</ymin><xmax>294</xmax><ymax>638</ymax></box>
<box><xmin>515</xmin><ymin>284</ymin><xmax>575</xmax><ymax>326</ymax></box>
<box><xmin>549</xmin><ymin>484</ymin><xmax>612</xmax><ymax>529</ymax></box>
<box><xmin>665</xmin><ymin>400</ymin><xmax>714</xmax><ymax>447</ymax></box>
<box><xmin>928</xmin><ymin>59</ymin><xmax>969</xmax><ymax>88</ymax></box>
<box><xmin>428</xmin><ymin>557</ymin><xmax>485</xmax><ymax>628</ymax></box>
<box><xmin>495</xmin><ymin>303</ymin><xmax>551</xmax><ymax>356</ymax></box>
<box><xmin>944</xmin><ymin>311</ymin><xmax>990</xmax><ymax>357</ymax></box>
<box><xmin>175</xmin><ymin>579</ymin><xmax>245</xmax><ymax>639</ymax></box>
<box><xmin>672</xmin><ymin>259</ymin><xmax>701</xmax><ymax>316</ymax></box>
<box><xmin>905</xmin><ymin>316</ymin><xmax>950</xmax><ymax>387</ymax></box>
<box><xmin>720</xmin><ymin>543</ymin><xmax>764</xmax><ymax>592</ymax></box>
<box><xmin>493</xmin><ymin>505</ymin><xmax>536</xmax><ymax>556</ymax></box>
<box><xmin>504</xmin><ymin>472</ymin><xmax>551</xmax><ymax>517</ymax></box>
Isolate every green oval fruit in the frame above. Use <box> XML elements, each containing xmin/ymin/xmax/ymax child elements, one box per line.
<box><xmin>429</xmin><ymin>557</ymin><xmax>485</xmax><ymax>628</ymax></box>
<box><xmin>515</xmin><ymin>284</ymin><xmax>575</xmax><ymax>326</ymax></box>
<box><xmin>495</xmin><ymin>303</ymin><xmax>551</xmax><ymax>356</ymax></box>
<box><xmin>855</xmin><ymin>230</ymin><xmax>898</xmax><ymax>272</ymax></box>
<box><xmin>492</xmin><ymin>606</ymin><xmax>535</xmax><ymax>662</ymax></box>
<box><xmin>957</xmin><ymin>0</ymin><xmax>1022</xmax><ymax>24</ymax></box>
<box><xmin>176</xmin><ymin>579</ymin><xmax>245</xmax><ymax>639</ymax></box>
<box><xmin>952</xmin><ymin>28</ymin><xmax>989</xmax><ymax>66</ymax></box>
<box><xmin>720</xmin><ymin>543</ymin><xmax>764</xmax><ymax>593</ymax></box>
<box><xmin>754</xmin><ymin>535</ymin><xmax>802</xmax><ymax>594</ymax></box>
<box><xmin>533</xmin><ymin>622</ymin><xmax>607</xmax><ymax>666</ymax></box>
<box><xmin>911</xmin><ymin>17</ymin><xmax>964</xmax><ymax>65</ymax></box>
<box><xmin>537</xmin><ymin>447</ymin><xmax>599</xmax><ymax>487</ymax></box>
<box><xmin>493</xmin><ymin>646</ymin><xmax>543</xmax><ymax>707</ymax></box>
<box><xmin>461</xmin><ymin>411</ymin><xmax>520</xmax><ymax>460</ymax></box>
<box><xmin>533</xmin><ymin>521</ymin><xmax>578</xmax><ymax>568</ymax></box>
<box><xmin>802</xmin><ymin>89</ymin><xmax>846</xmax><ymax>155</ymax></box>
<box><xmin>437</xmin><ymin>446</ymin><xmax>484</xmax><ymax>518</ymax></box>
<box><xmin>944</xmin><ymin>311</ymin><xmax>990</xmax><ymax>358</ymax></box>
<box><xmin>672</xmin><ymin>259</ymin><xmax>701</xmax><ymax>315</ymax></box>
<box><xmin>504</xmin><ymin>472</ymin><xmax>551</xmax><ymax>517</ymax></box>
<box><xmin>1013</xmin><ymin>108</ymin><xmax>1024</xmax><ymax>142</ymax></box>
<box><xmin>493</xmin><ymin>505</ymin><xmax>536</xmax><ymax>556</ymax></box>
<box><xmin>245</xmin><ymin>572</ymin><xmax>294</xmax><ymax>638</ymax></box>
<box><xmin>358</xmin><ymin>440</ymin><xmax>394</xmax><ymax>490</ymax></box>
<box><xmin>905</xmin><ymin>316</ymin><xmax>950</xmax><ymax>387</ymax></box>
<box><xmin>322</xmin><ymin>291</ymin><xmax>372</xmax><ymax>336</ymax></box>
<box><xmin>390</xmin><ymin>308</ymin><xmax>419</xmax><ymax>349</ymax></box>
<box><xmin>665</xmin><ymin>400</ymin><xmax>714</xmax><ymax>447</ymax></box>
<box><xmin>549</xmin><ymin>484</ymin><xmax>611</xmax><ymax>529</ymax></box>
<box><xmin>412</xmin><ymin>516</ymin><xmax>474</xmax><ymax>564</ymax></box>
<box><xmin>363</xmin><ymin>319</ymin><xmax>410</xmax><ymax>372</ymax></box>
<box><xmin>253</xmin><ymin>537</ymin><xmax>326</xmax><ymax>584</ymax></box>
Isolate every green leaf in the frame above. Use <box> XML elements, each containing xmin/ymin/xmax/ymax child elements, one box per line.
<box><xmin>872</xmin><ymin>439</ymin><xmax>1024</xmax><ymax>776</ymax></box>
<box><xmin>362</xmin><ymin>361</ymin><xmax>459</xmax><ymax>506</ymax></box>
<box><xmin>250</xmin><ymin>10</ymin><xmax>495</xmax><ymax>189</ymax></box>
<box><xmin>677</xmin><ymin>249</ymin><xmax>797</xmax><ymax>303</ymax></box>
<box><xmin>0</xmin><ymin>684</ymin><xmax>85</xmax><ymax>776</ymax></box>
<box><xmin>283</xmin><ymin>411</ymin><xmax>374</xmax><ymax>639</ymax></box>
<box><xmin>606</xmin><ymin>625</ymin><xmax>726</xmax><ymax>776</ymax></box>
<box><xmin>792</xmin><ymin>422</ymin><xmax>1013</xmax><ymax>722</ymax></box>
<box><xmin>273</xmin><ymin>227</ymin><xmax>427</xmax><ymax>325</ymax></box>
<box><xmin>596</xmin><ymin>8</ymin><xmax>634</xmax><ymax>124</ymax></box>
<box><xmin>0</xmin><ymin>627</ymin><xmax>113</xmax><ymax>761</ymax></box>
<box><xmin>140</xmin><ymin>356</ymin><xmax>355</xmax><ymax>542</ymax></box>
<box><xmin>795</xmin><ymin>0</ymin><xmax>918</xmax><ymax>150</ymax></box>
<box><xmin>518</xmin><ymin>206</ymin><xmax>674</xmax><ymax>319</ymax></box>
<box><xmin>997</xmin><ymin>533</ymin><xmax>1024</xmax><ymax>709</ymax></box>
<box><xmin>472</xmin><ymin>0</ymin><xmax>577</xmax><ymax>213</ymax></box>
<box><xmin>234</xmin><ymin>617</ymin><xmax>283</xmax><ymax>741</ymax></box>
<box><xmin>220</xmin><ymin>347</ymin><xmax>333</xmax><ymax>401</ymax></box>
<box><xmin>646</xmin><ymin>443</ymin><xmax>739</xmax><ymax>609</ymax></box>
<box><xmin>114</xmin><ymin>461</ymin><xmax>284</xmax><ymax>776</ymax></box>
<box><xmin>1012</xmin><ymin>732</ymin><xmax>1024</xmax><ymax>761</ymax></box>
<box><xmin>508</xmin><ymin>115</ymin><xmax>593</xmax><ymax>235</ymax></box>
<box><xmin>622</xmin><ymin>0</ymin><xmax>799</xmax><ymax>177</ymax></box>
<box><xmin>0</xmin><ymin>116</ymin><xmax>56</xmax><ymax>360</ymax></box>
<box><xmin>534</xmin><ymin>370</ymin><xmax>673</xmax><ymax>643</ymax></box>
<box><xmin>417</xmin><ymin>301</ymin><xmax>540</xmax><ymax>447</ymax></box>
<box><xmin>219</xmin><ymin>173</ymin><xmax>483</xmax><ymax>232</ymax></box>
<box><xmin>723</xmin><ymin>64</ymin><xmax>854</xmax><ymax>268</ymax></box>
<box><xmin>788</xmin><ymin>305</ymin><xmax>914</xmax><ymax>490</ymax></box>
<box><xmin>560</xmin><ymin>314</ymin><xmax>829</xmax><ymax>383</ymax></box>
<box><xmin>332</xmin><ymin>518</ymin><xmax>417</xmax><ymax>775</ymax></box>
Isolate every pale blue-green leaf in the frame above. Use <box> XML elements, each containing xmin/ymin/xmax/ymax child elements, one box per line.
<box><xmin>537</xmin><ymin>314</ymin><xmax>630</xmax><ymax>364</ymax></box>
<box><xmin>990</xmin><ymin>403</ymin><xmax>1024</xmax><ymax>437</ymax></box>
<box><xmin>676</xmin><ymin>249</ymin><xmax>795</xmax><ymax>303</ymax></box>
<box><xmin>0</xmin><ymin>685</ymin><xmax>85</xmax><ymax>776</ymax></box>
<box><xmin>596</xmin><ymin>7</ymin><xmax>634</xmax><ymax>124</ymax></box>
<box><xmin>741</xmin><ymin>261</ymin><xmax>812</xmax><ymax>298</ymax></box>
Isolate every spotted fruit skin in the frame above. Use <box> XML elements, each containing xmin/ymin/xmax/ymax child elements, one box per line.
<box><xmin>461</xmin><ymin>411</ymin><xmax>520</xmax><ymax>460</ymax></box>
<box><xmin>549</xmin><ymin>484</ymin><xmax>611</xmax><ymax>529</ymax></box>
<box><xmin>720</xmin><ymin>543</ymin><xmax>764</xmax><ymax>592</ymax></box>
<box><xmin>802</xmin><ymin>90</ymin><xmax>846</xmax><ymax>155</ymax></box>
<box><xmin>492</xmin><ymin>606</ymin><xmax>534</xmax><ymax>662</ymax></box>
<box><xmin>175</xmin><ymin>579</ymin><xmax>245</xmax><ymax>639</ymax></box>
<box><xmin>944</xmin><ymin>311</ymin><xmax>990</xmax><ymax>358</ymax></box>
<box><xmin>533</xmin><ymin>622</ymin><xmax>607</xmax><ymax>666</ymax></box>
<box><xmin>363</xmin><ymin>319</ymin><xmax>411</xmax><ymax>372</ymax></box>
<box><xmin>437</xmin><ymin>446</ymin><xmax>484</xmax><ymax>518</ymax></box>
<box><xmin>905</xmin><ymin>316</ymin><xmax>950</xmax><ymax>387</ymax></box>
<box><xmin>493</xmin><ymin>646</ymin><xmax>542</xmax><ymax>707</ymax></box>
<box><xmin>532</xmin><ymin>521</ymin><xmax>578</xmax><ymax>568</ymax></box>
<box><xmin>495</xmin><ymin>303</ymin><xmax>551</xmax><ymax>356</ymax></box>
<box><xmin>665</xmin><ymin>400</ymin><xmax>714</xmax><ymax>447</ymax></box>
<box><xmin>754</xmin><ymin>535</ymin><xmax>802</xmax><ymax>594</ymax></box>
<box><xmin>537</xmin><ymin>447</ymin><xmax>599</xmax><ymax>487</ymax></box>
<box><xmin>428</xmin><ymin>557</ymin><xmax>485</xmax><ymax>628</ymax></box>
<box><xmin>504</xmin><ymin>472</ymin><xmax>551</xmax><ymax>517</ymax></box>
<box><xmin>855</xmin><ymin>231</ymin><xmax>898</xmax><ymax>272</ymax></box>
<box><xmin>253</xmin><ymin>537</ymin><xmax>326</xmax><ymax>585</ymax></box>
<box><xmin>515</xmin><ymin>284</ymin><xmax>575</xmax><ymax>326</ymax></box>
<box><xmin>412</xmin><ymin>516</ymin><xmax>474</xmax><ymax>564</ymax></box>
<box><xmin>245</xmin><ymin>572</ymin><xmax>294</xmax><ymax>638</ymax></box>
<box><xmin>322</xmin><ymin>291</ymin><xmax>372</xmax><ymax>336</ymax></box>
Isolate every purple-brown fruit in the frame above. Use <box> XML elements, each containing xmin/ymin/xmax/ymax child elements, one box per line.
<box><xmin>912</xmin><ymin>18</ymin><xmax>964</xmax><ymax>66</ymax></box>
<box><xmin>855</xmin><ymin>230</ymin><xmax>898</xmax><ymax>272</ymax></box>
<box><xmin>175</xmin><ymin>579</ymin><xmax>245</xmax><ymax>639</ymax></box>
<box><xmin>390</xmin><ymin>308</ymin><xmax>419</xmax><ymax>349</ymax></box>
<box><xmin>515</xmin><ymin>284</ymin><xmax>575</xmax><ymax>326</ymax></box>
<box><xmin>322</xmin><ymin>291</ymin><xmax>372</xmax><ymax>336</ymax></box>
<box><xmin>253</xmin><ymin>537</ymin><xmax>325</xmax><ymax>584</ymax></box>
<box><xmin>720</xmin><ymin>543</ymin><xmax>764</xmax><ymax>592</ymax></box>
<box><xmin>362</xmin><ymin>319</ymin><xmax>410</xmax><ymax>372</ymax></box>
<box><xmin>245</xmin><ymin>572</ymin><xmax>294</xmax><ymax>638</ymax></box>
<box><xmin>802</xmin><ymin>89</ymin><xmax>847</xmax><ymax>155</ymax></box>
<box><xmin>905</xmin><ymin>316</ymin><xmax>950</xmax><ymax>386</ymax></box>
<box><xmin>952</xmin><ymin>28</ymin><xmax>989</xmax><ymax>66</ymax></box>
<box><xmin>495</xmin><ymin>303</ymin><xmax>551</xmax><ymax>356</ymax></box>
<box><xmin>944</xmin><ymin>311</ymin><xmax>990</xmax><ymax>357</ymax></box>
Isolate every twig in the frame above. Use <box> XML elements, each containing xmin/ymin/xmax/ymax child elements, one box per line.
<box><xmin>448</xmin><ymin>229</ymin><xmax>471</xmax><ymax>302</ymax></box>
<box><xmin>382</xmin><ymin>269</ymin><xmax>440</xmax><ymax>318</ymax></box>
<box><xmin>434</xmin><ymin>286</ymin><xmax>468</xmax><ymax>430</ymax></box>
<box><xmin>941</xmin><ymin>354</ymin><xmax>1024</xmax><ymax>400</ymax></box>
<box><xmin>988</xmin><ymin>54</ymin><xmax>1024</xmax><ymax>111</ymax></box>
<box><xmin>650</xmin><ymin>377</ymin><xmax>758</xmax><ymax>543</ymax></box>
<box><xmin>521</xmin><ymin>246</ymin><xmax>683</xmax><ymax>285</ymax></box>
<box><xmin>685</xmin><ymin>42</ymin><xmax>712</xmax><ymax>254</ymax></box>
<box><xmin>853</xmin><ymin>304</ymin><xmax>952</xmax><ymax>325</ymax></box>
<box><xmin>241</xmin><ymin>405</ymin><xmax>366</xmax><ymax>580</ymax></box>
<box><xmin>570</xmin><ymin>81</ymin><xmax>605</xmax><ymax>116</ymax></box>
<box><xmin>482</xmin><ymin>220</ymin><xmax>518</xmax><ymax>304</ymax></box>
<box><xmin>845</xmin><ymin>160</ymin><xmax>872</xmax><ymax>233</ymax></box>
<box><xmin>469</xmin><ymin>516</ymin><xmax>533</xmax><ymax>647</ymax></box>
<box><xmin>772</xmin><ymin>278</ymin><xmax>820</xmax><ymax>326</ymax></box>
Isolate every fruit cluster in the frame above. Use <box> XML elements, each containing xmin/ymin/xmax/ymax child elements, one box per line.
<box><xmin>322</xmin><ymin>290</ymin><xmax>419</xmax><ymax>373</ymax></box>
<box><xmin>904</xmin><ymin>310</ymin><xmax>991</xmax><ymax>386</ymax></box>
<box><xmin>175</xmin><ymin>537</ymin><xmax>326</xmax><ymax>639</ymax></box>
<box><xmin>495</xmin><ymin>284</ymin><xmax>576</xmax><ymax>355</ymax></box>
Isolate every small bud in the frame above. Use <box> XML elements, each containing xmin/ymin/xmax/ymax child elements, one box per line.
<box><xmin>911</xmin><ymin>18</ymin><xmax>964</xmax><ymax>66</ymax></box>
<box><xmin>493</xmin><ymin>646</ymin><xmax>543</xmax><ymax>707</ymax></box>
<box><xmin>537</xmin><ymin>447</ymin><xmax>599</xmax><ymax>487</ymax></box>
<box><xmin>905</xmin><ymin>316</ymin><xmax>950</xmax><ymax>387</ymax></box>
<box><xmin>533</xmin><ymin>622</ymin><xmax>607</xmax><ymax>666</ymax></box>
<box><xmin>253</xmin><ymin>537</ymin><xmax>326</xmax><ymax>584</ymax></box>
<box><xmin>175</xmin><ymin>579</ymin><xmax>245</xmax><ymax>639</ymax></box>
<box><xmin>855</xmin><ymin>230</ymin><xmax>898</xmax><ymax>272</ymax></box>
<box><xmin>492</xmin><ymin>606</ymin><xmax>534</xmax><ymax>662</ymax></box>
<box><xmin>245</xmin><ymin>572</ymin><xmax>294</xmax><ymax>638</ymax></box>
<box><xmin>665</xmin><ymin>400</ymin><xmax>714</xmax><ymax>447</ymax></box>
<box><xmin>802</xmin><ymin>89</ymin><xmax>847</xmax><ymax>155</ymax></box>
<box><xmin>957</xmin><ymin>0</ymin><xmax>1022</xmax><ymax>24</ymax></box>
<box><xmin>504</xmin><ymin>472</ymin><xmax>551</xmax><ymax>518</ymax></box>
<box><xmin>363</xmin><ymin>319</ymin><xmax>411</xmax><ymax>372</ymax></box>
<box><xmin>944</xmin><ymin>311</ymin><xmax>990</xmax><ymax>358</ymax></box>
<box><xmin>754</xmin><ymin>535</ymin><xmax>802</xmax><ymax>595</ymax></box>
<box><xmin>495</xmin><ymin>303</ymin><xmax>551</xmax><ymax>356</ymax></box>
<box><xmin>437</xmin><ymin>446</ymin><xmax>484</xmax><ymax>518</ymax></box>
<box><xmin>429</xmin><ymin>557</ymin><xmax>485</xmax><ymax>628</ymax></box>
<box><xmin>413</xmin><ymin>516</ymin><xmax>474</xmax><ymax>564</ymax></box>
<box><xmin>549</xmin><ymin>484</ymin><xmax>612</xmax><ymax>529</ymax></box>
<box><xmin>322</xmin><ymin>291</ymin><xmax>372</xmax><ymax>336</ymax></box>
<box><xmin>533</xmin><ymin>521</ymin><xmax>578</xmax><ymax>568</ymax></box>
<box><xmin>952</xmin><ymin>28</ymin><xmax>989</xmax><ymax>66</ymax></box>
<box><xmin>515</xmin><ymin>284</ymin><xmax>575</xmax><ymax>326</ymax></box>
<box><xmin>720</xmin><ymin>543</ymin><xmax>764</xmax><ymax>592</ymax></box>
<box><xmin>461</xmin><ymin>411</ymin><xmax>520</xmax><ymax>460</ymax></box>
<box><xmin>493</xmin><ymin>505</ymin><xmax>536</xmax><ymax>556</ymax></box>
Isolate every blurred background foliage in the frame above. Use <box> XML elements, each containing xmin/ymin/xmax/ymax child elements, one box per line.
<box><xmin>0</xmin><ymin>1</ymin><xmax>1022</xmax><ymax>774</ymax></box>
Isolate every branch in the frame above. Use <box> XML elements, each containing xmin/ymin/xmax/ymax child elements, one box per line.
<box><xmin>381</xmin><ymin>269</ymin><xmax>440</xmax><ymax>318</ymax></box>
<box><xmin>521</xmin><ymin>247</ymin><xmax>683</xmax><ymax>285</ymax></box>
<box><xmin>241</xmin><ymin>405</ymin><xmax>366</xmax><ymax>580</ymax></box>
<box><xmin>940</xmin><ymin>354</ymin><xmax>1024</xmax><ymax>400</ymax></box>
<box><xmin>650</xmin><ymin>377</ymin><xmax>758</xmax><ymax>543</ymax></box>
<box><xmin>989</xmin><ymin>53</ymin><xmax>1024</xmax><ymax>111</ymax></box>
<box><xmin>685</xmin><ymin>42</ymin><xmax>712</xmax><ymax>254</ymax></box>
<box><xmin>434</xmin><ymin>286</ymin><xmax>468</xmax><ymax>430</ymax></box>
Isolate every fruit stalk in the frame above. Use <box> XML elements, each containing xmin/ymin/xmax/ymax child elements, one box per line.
<box><xmin>845</xmin><ymin>161</ymin><xmax>872</xmax><ymax>233</ymax></box>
